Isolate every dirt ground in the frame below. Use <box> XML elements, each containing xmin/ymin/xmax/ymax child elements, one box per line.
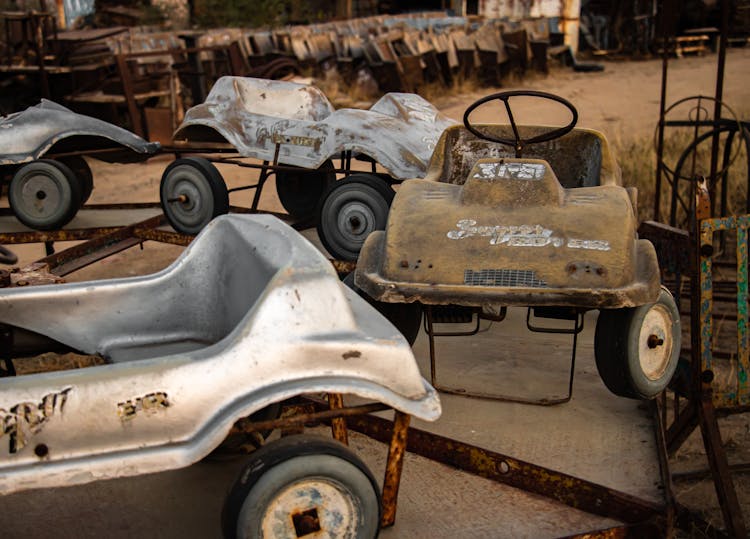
<box><xmin>3</xmin><ymin>47</ymin><xmax>750</xmax><ymax>535</ymax></box>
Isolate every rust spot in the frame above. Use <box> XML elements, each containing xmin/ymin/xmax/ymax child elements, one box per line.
<box><xmin>400</xmin><ymin>260</ymin><xmax>409</xmax><ymax>268</ymax></box>
<box><xmin>342</xmin><ymin>350</ymin><xmax>361</xmax><ymax>359</ymax></box>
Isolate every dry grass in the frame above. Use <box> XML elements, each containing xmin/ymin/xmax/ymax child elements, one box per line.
<box><xmin>614</xmin><ymin>117</ymin><xmax>749</xmax><ymax>226</ymax></box>
<box><xmin>13</xmin><ymin>352</ymin><xmax>105</xmax><ymax>376</ymax></box>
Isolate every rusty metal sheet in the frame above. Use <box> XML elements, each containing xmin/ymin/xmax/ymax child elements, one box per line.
<box><xmin>174</xmin><ymin>76</ymin><xmax>458</xmax><ymax>180</ymax></box>
<box><xmin>0</xmin><ymin>100</ymin><xmax>160</xmax><ymax>166</ymax></box>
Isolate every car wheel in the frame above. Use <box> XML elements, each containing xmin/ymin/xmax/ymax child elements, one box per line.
<box><xmin>222</xmin><ymin>434</ymin><xmax>381</xmax><ymax>539</ymax></box>
<box><xmin>58</xmin><ymin>156</ymin><xmax>94</xmax><ymax>205</ymax></box>
<box><xmin>343</xmin><ymin>272</ymin><xmax>422</xmax><ymax>345</ymax></box>
<box><xmin>160</xmin><ymin>157</ymin><xmax>229</xmax><ymax>235</ymax></box>
<box><xmin>317</xmin><ymin>173</ymin><xmax>394</xmax><ymax>261</ymax></box>
<box><xmin>595</xmin><ymin>286</ymin><xmax>681</xmax><ymax>399</ymax></box>
<box><xmin>276</xmin><ymin>160</ymin><xmax>335</xmax><ymax>221</ymax></box>
<box><xmin>9</xmin><ymin>159</ymin><xmax>82</xmax><ymax>230</ymax></box>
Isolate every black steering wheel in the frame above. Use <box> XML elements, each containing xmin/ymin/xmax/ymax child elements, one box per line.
<box><xmin>463</xmin><ymin>90</ymin><xmax>578</xmax><ymax>158</ymax></box>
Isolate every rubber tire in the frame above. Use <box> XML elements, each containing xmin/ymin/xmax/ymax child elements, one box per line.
<box><xmin>276</xmin><ymin>160</ymin><xmax>335</xmax><ymax>221</ymax></box>
<box><xmin>343</xmin><ymin>272</ymin><xmax>422</xmax><ymax>346</ymax></box>
<box><xmin>57</xmin><ymin>156</ymin><xmax>94</xmax><ymax>205</ymax></box>
<box><xmin>222</xmin><ymin>434</ymin><xmax>381</xmax><ymax>539</ymax></box>
<box><xmin>594</xmin><ymin>287</ymin><xmax>681</xmax><ymax>399</ymax></box>
<box><xmin>9</xmin><ymin>159</ymin><xmax>82</xmax><ymax>230</ymax></box>
<box><xmin>317</xmin><ymin>173</ymin><xmax>395</xmax><ymax>261</ymax></box>
<box><xmin>160</xmin><ymin>157</ymin><xmax>229</xmax><ymax>235</ymax></box>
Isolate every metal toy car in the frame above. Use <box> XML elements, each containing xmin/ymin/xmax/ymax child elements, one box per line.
<box><xmin>0</xmin><ymin>214</ymin><xmax>440</xmax><ymax>537</ymax></box>
<box><xmin>164</xmin><ymin>76</ymin><xmax>457</xmax><ymax>259</ymax></box>
<box><xmin>0</xmin><ymin>99</ymin><xmax>160</xmax><ymax>230</ymax></box>
<box><xmin>355</xmin><ymin>90</ymin><xmax>681</xmax><ymax>400</ymax></box>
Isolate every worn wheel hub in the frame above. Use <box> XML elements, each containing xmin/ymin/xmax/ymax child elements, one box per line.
<box><xmin>638</xmin><ymin>304</ymin><xmax>673</xmax><ymax>381</ymax></box>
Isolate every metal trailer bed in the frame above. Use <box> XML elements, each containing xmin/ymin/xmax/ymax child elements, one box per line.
<box><xmin>0</xmin><ymin>213</ymin><xmax>713</xmax><ymax>538</ymax></box>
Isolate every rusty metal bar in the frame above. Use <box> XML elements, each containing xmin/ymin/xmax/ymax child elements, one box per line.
<box><xmin>698</xmin><ymin>379</ymin><xmax>747</xmax><ymax>537</ymax></box>
<box><xmin>132</xmin><ymin>224</ymin><xmax>191</xmax><ymax>246</ymax></box>
<box><xmin>425</xmin><ymin>305</ymin><xmax>580</xmax><ymax>405</ymax></box>
<box><xmin>115</xmin><ymin>53</ymin><xmax>144</xmax><ymax>138</ymax></box>
<box><xmin>231</xmin><ymin>401</ymin><xmax>390</xmax><ymax>435</ymax></box>
<box><xmin>653</xmin><ymin>2</ymin><xmax>674</xmax><ymax>222</ymax></box>
<box><xmin>31</xmin><ymin>215</ymin><xmax>163</xmax><ymax>275</ymax></box>
<box><xmin>0</xmin><ymin>226</ymin><xmax>127</xmax><ymax>245</ymax></box>
<box><xmin>708</xmin><ymin>0</ymin><xmax>730</xmax><ymax>211</ymax></box>
<box><xmin>381</xmin><ymin>410</ymin><xmax>410</xmax><ymax>528</ymax></box>
<box><xmin>327</xmin><ymin>392</ymin><xmax>348</xmax><ymax>445</ymax></box>
<box><xmin>652</xmin><ymin>399</ymin><xmax>676</xmax><ymax>538</ymax></box>
<box><xmin>344</xmin><ymin>414</ymin><xmax>665</xmax><ymax>527</ymax></box>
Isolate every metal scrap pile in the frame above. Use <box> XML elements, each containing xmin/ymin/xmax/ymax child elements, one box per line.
<box><xmin>0</xmin><ymin>10</ymin><xmax>572</xmax><ymax>139</ymax></box>
<box><xmin>279</xmin><ymin>12</ymin><xmax>566</xmax><ymax>92</ymax></box>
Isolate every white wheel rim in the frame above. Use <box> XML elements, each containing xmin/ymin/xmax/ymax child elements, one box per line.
<box><xmin>258</xmin><ymin>477</ymin><xmax>361</xmax><ymax>538</ymax></box>
<box><xmin>638</xmin><ymin>303</ymin><xmax>674</xmax><ymax>381</ymax></box>
<box><xmin>17</xmin><ymin>173</ymin><xmax>64</xmax><ymax>219</ymax></box>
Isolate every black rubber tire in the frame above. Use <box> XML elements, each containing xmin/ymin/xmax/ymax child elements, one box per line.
<box><xmin>276</xmin><ymin>160</ymin><xmax>335</xmax><ymax>221</ymax></box>
<box><xmin>9</xmin><ymin>159</ymin><xmax>82</xmax><ymax>230</ymax></box>
<box><xmin>594</xmin><ymin>286</ymin><xmax>681</xmax><ymax>399</ymax></box>
<box><xmin>317</xmin><ymin>173</ymin><xmax>395</xmax><ymax>261</ymax></box>
<box><xmin>222</xmin><ymin>434</ymin><xmax>381</xmax><ymax>539</ymax></box>
<box><xmin>57</xmin><ymin>156</ymin><xmax>94</xmax><ymax>205</ymax></box>
<box><xmin>343</xmin><ymin>272</ymin><xmax>422</xmax><ymax>346</ymax></box>
<box><xmin>160</xmin><ymin>157</ymin><xmax>229</xmax><ymax>235</ymax></box>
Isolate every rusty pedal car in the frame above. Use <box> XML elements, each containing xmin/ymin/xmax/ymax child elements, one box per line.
<box><xmin>355</xmin><ymin>90</ymin><xmax>681</xmax><ymax>401</ymax></box>
<box><xmin>0</xmin><ymin>100</ymin><xmax>160</xmax><ymax>230</ymax></box>
<box><xmin>163</xmin><ymin>76</ymin><xmax>457</xmax><ymax>260</ymax></box>
<box><xmin>0</xmin><ymin>214</ymin><xmax>440</xmax><ymax>538</ymax></box>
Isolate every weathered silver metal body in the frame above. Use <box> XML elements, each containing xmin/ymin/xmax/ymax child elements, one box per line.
<box><xmin>174</xmin><ymin>76</ymin><xmax>458</xmax><ymax>179</ymax></box>
<box><xmin>0</xmin><ymin>100</ymin><xmax>160</xmax><ymax>165</ymax></box>
<box><xmin>0</xmin><ymin>215</ymin><xmax>440</xmax><ymax>495</ymax></box>
<box><xmin>356</xmin><ymin>125</ymin><xmax>661</xmax><ymax>309</ymax></box>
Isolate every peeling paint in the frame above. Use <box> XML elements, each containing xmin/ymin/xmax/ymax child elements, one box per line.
<box><xmin>1</xmin><ymin>387</ymin><xmax>72</xmax><ymax>453</ymax></box>
<box><xmin>117</xmin><ymin>392</ymin><xmax>171</xmax><ymax>421</ymax></box>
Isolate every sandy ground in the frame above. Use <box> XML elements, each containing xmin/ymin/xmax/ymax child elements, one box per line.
<box><xmin>3</xmin><ymin>47</ymin><xmax>750</xmax><ymax>535</ymax></box>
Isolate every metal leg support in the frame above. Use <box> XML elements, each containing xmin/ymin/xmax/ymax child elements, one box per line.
<box><xmin>381</xmin><ymin>410</ymin><xmax>410</xmax><ymax>528</ymax></box>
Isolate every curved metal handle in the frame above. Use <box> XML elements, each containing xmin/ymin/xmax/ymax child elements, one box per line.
<box><xmin>0</xmin><ymin>245</ymin><xmax>18</xmax><ymax>266</ymax></box>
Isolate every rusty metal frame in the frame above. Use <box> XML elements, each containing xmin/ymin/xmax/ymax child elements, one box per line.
<box><xmin>424</xmin><ymin>305</ymin><xmax>583</xmax><ymax>405</ymax></box>
<box><xmin>253</xmin><ymin>394</ymin><xmax>673</xmax><ymax>536</ymax></box>
<box><xmin>345</xmin><ymin>411</ymin><xmax>666</xmax><ymax>537</ymax></box>
<box><xmin>698</xmin><ymin>214</ymin><xmax>750</xmax><ymax>407</ymax></box>
<box><xmin>653</xmin><ymin>180</ymin><xmax>749</xmax><ymax>537</ymax></box>
<box><xmin>200</xmin><ymin>394</ymin><xmax>411</xmax><ymax>530</ymax></box>
<box><xmin>0</xmin><ymin>212</ymin><xmax>688</xmax><ymax>537</ymax></box>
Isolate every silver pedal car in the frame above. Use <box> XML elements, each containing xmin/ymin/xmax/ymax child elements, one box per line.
<box><xmin>0</xmin><ymin>214</ymin><xmax>440</xmax><ymax>538</ymax></box>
